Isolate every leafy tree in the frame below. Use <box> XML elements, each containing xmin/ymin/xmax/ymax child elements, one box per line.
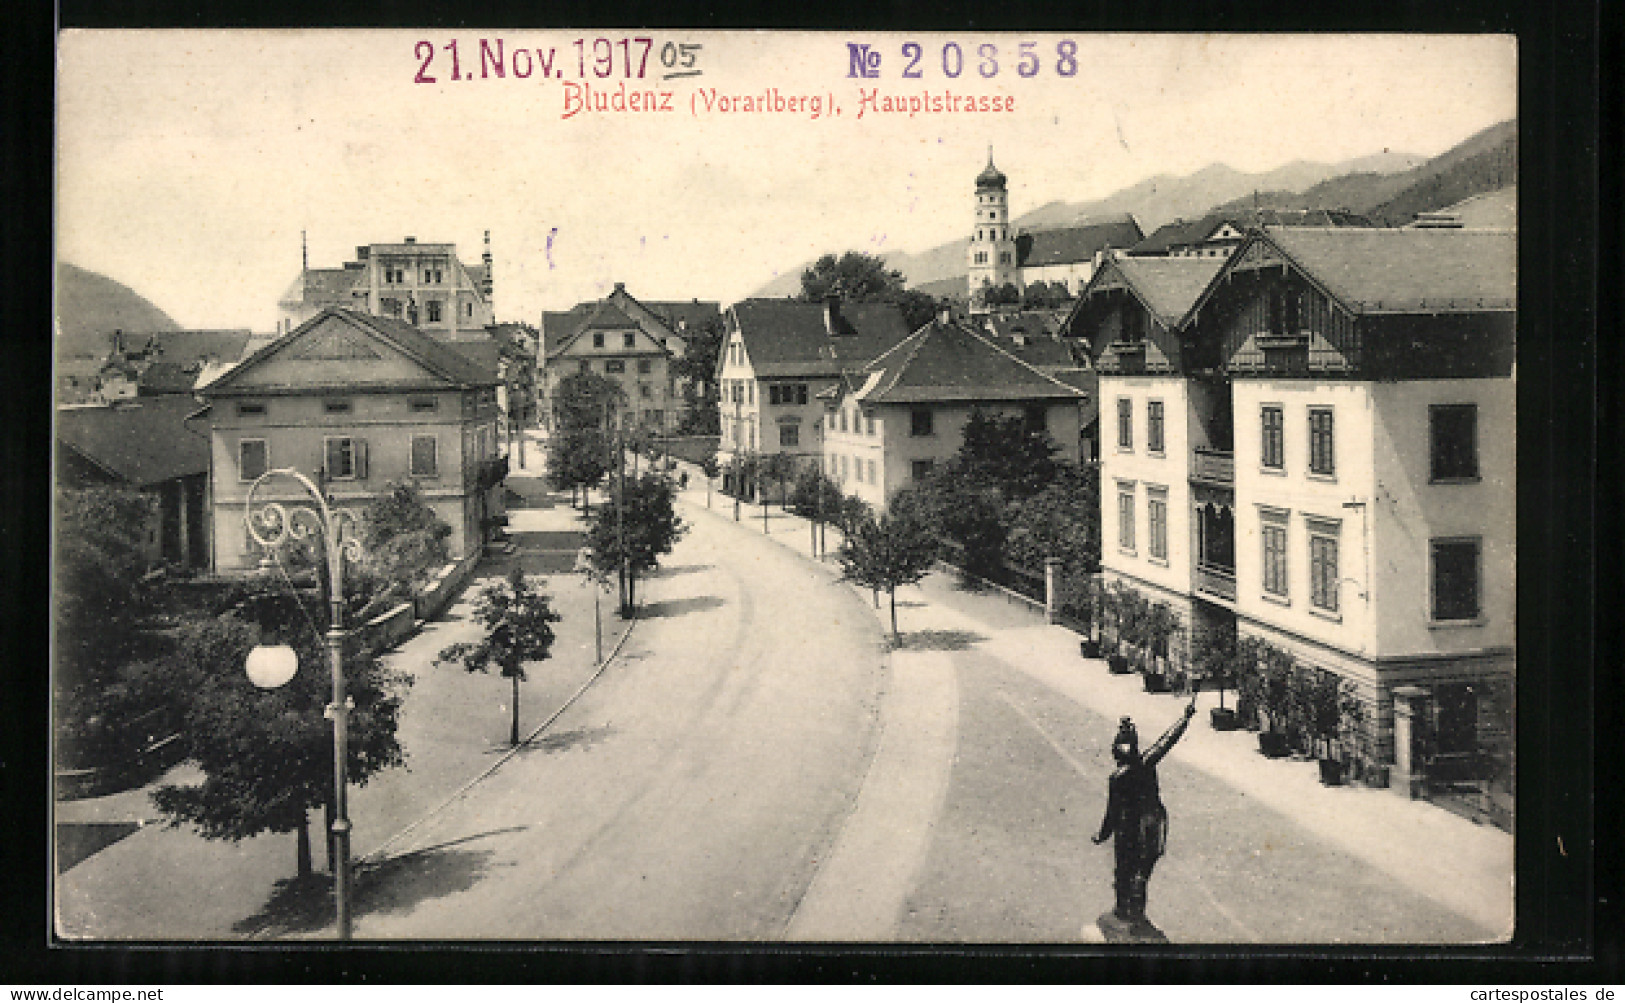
<box><xmin>955</xmin><ymin>408</ymin><xmax>1061</xmax><ymax>501</ymax></box>
<box><xmin>548</xmin><ymin>427</ymin><xmax>611</xmax><ymax>510</ymax></box>
<box><xmin>788</xmin><ymin>464</ymin><xmax>844</xmax><ymax>521</ymax></box>
<box><xmin>55</xmin><ymin>487</ymin><xmax>162</xmax><ymax>766</ymax></box>
<box><xmin>672</xmin><ymin>316</ymin><xmax>725</xmax><ymax>435</ymax></box>
<box><xmin>892</xmin><ymin>472</ymin><xmax>1006</xmax><ymax>576</ymax></box>
<box><xmin>1003</xmin><ymin>462</ymin><xmax>1101</xmax><ymax>619</ymax></box>
<box><xmin>800</xmin><ymin>251</ymin><xmax>907</xmax><ymax>302</ymax></box>
<box><xmin>798</xmin><ymin>251</ymin><xmax>944</xmax><ymax>332</ymax></box>
<box><xmin>586</xmin><ymin>473</ymin><xmax>687</xmax><ymax>616</ymax></box>
<box><xmin>985</xmin><ymin>282</ymin><xmax>1023</xmax><ymax>307</ymax></box>
<box><xmin>552</xmin><ymin>369</ymin><xmax>626</xmax><ymax>432</ymax></box>
<box><xmin>758</xmin><ymin>452</ymin><xmax>798</xmax><ymax>508</ymax></box>
<box><xmin>356</xmin><ymin>481</ymin><xmax>452</xmax><ymax>616</ymax></box>
<box><xmin>436</xmin><ymin>568</ymin><xmax>562</xmax><ymax>747</ymax></box>
<box><xmin>838</xmin><ymin>509</ymin><xmax>940</xmax><ymax>639</ymax></box>
<box><xmin>141</xmin><ymin>603</ymin><xmax>410</xmax><ymax>878</ymax></box>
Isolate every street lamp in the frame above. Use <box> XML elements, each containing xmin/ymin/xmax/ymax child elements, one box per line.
<box><xmin>241</xmin><ymin>467</ymin><xmax>363</xmax><ymax>941</ymax></box>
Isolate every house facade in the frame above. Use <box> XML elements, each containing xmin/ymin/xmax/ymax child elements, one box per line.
<box><xmin>820</xmin><ymin>315</ymin><xmax>1087</xmax><ymax>511</ymax></box>
<box><xmin>714</xmin><ymin>298</ymin><xmax>913</xmax><ymax>486</ymax></box>
<box><xmin>1081</xmin><ymin>226</ymin><xmax>1515</xmax><ymax>797</ymax></box>
<box><xmin>277</xmin><ymin>234</ymin><xmax>495</xmax><ymax>339</ymax></box>
<box><xmin>199</xmin><ymin>309</ymin><xmax>506</xmax><ymax>573</ymax></box>
<box><xmin>539</xmin><ymin>284</ymin><xmax>720</xmax><ymax>434</ymax></box>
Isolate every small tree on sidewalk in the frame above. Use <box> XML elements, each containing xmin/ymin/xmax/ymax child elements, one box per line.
<box><xmin>838</xmin><ymin>508</ymin><xmax>939</xmax><ymax>640</ymax></box>
<box><xmin>585</xmin><ymin>473</ymin><xmax>687</xmax><ymax>617</ymax></box>
<box><xmin>436</xmin><ymin>568</ymin><xmax>562</xmax><ymax>747</ymax></box>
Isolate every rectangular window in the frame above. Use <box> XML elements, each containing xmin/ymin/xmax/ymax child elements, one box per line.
<box><xmin>1430</xmin><ymin>404</ymin><xmax>1479</xmax><ymax>481</ymax></box>
<box><xmin>1117</xmin><ymin>397</ymin><xmax>1133</xmax><ymax>450</ymax></box>
<box><xmin>911</xmin><ymin>459</ymin><xmax>935</xmax><ymax>481</ymax></box>
<box><xmin>238</xmin><ymin>438</ymin><xmax>268</xmax><ymax>481</ymax></box>
<box><xmin>1431</xmin><ymin>539</ymin><xmax>1481</xmax><ymax>621</ymax></box>
<box><xmin>911</xmin><ymin>409</ymin><xmax>933</xmax><ymax>437</ymax></box>
<box><xmin>409</xmin><ymin>396</ymin><xmax>439</xmax><ymax>413</ymax></box>
<box><xmin>867</xmin><ymin>459</ymin><xmax>876</xmax><ymax>484</ymax></box>
<box><xmin>1117</xmin><ymin>486</ymin><xmax>1136</xmax><ymax>552</ymax></box>
<box><xmin>639</xmin><ymin>385</ymin><xmax>652</xmax><ymax>399</ymax></box>
<box><xmin>426</xmin><ymin>300</ymin><xmax>442</xmax><ymax>323</ymax></box>
<box><xmin>839</xmin><ymin>455</ymin><xmax>848</xmax><ymax>481</ymax></box>
<box><xmin>637</xmin><ymin>359</ymin><xmax>653</xmax><ymax>375</ymax></box>
<box><xmin>796</xmin><ymin>384</ymin><xmax>809</xmax><ymax>406</ymax></box>
<box><xmin>779</xmin><ymin>423</ymin><xmax>800</xmax><ymax>448</ymax></box>
<box><xmin>1147</xmin><ymin>400</ymin><xmax>1165</xmax><ymax>454</ymax></box>
<box><xmin>235</xmin><ymin>402</ymin><xmax>265</xmax><ymax>417</ymax></box>
<box><xmin>1262</xmin><ymin>517</ymin><xmax>1289</xmax><ymax>598</ymax></box>
<box><xmin>578</xmin><ymin>360</ymin><xmax>591</xmax><ymax>374</ymax></box>
<box><xmin>1148</xmin><ymin>491</ymin><xmax>1168</xmax><ymax>560</ymax></box>
<box><xmin>592</xmin><ymin>332</ymin><xmax>605</xmax><ymax>349</ymax></box>
<box><xmin>324</xmin><ymin>399</ymin><xmax>352</xmax><ymax>414</ymax></box>
<box><xmin>605</xmin><ymin>360</ymin><xmax>625</xmax><ymax>374</ymax></box>
<box><xmin>1309</xmin><ymin>408</ymin><xmax>1335</xmax><ymax>476</ymax></box>
<box><xmin>410</xmin><ymin>435</ymin><xmax>438</xmax><ymax>478</ymax></box>
<box><xmin>325</xmin><ymin>437</ymin><xmax>356</xmax><ymax>479</ymax></box>
<box><xmin>1261</xmin><ymin>406</ymin><xmax>1284</xmax><ymax>469</ymax></box>
<box><xmin>1309</xmin><ymin>522</ymin><xmax>1340</xmax><ymax>612</ymax></box>
<box><xmin>746</xmin><ymin>382</ymin><xmax>754</xmax><ymax>406</ymax></box>
<box><xmin>853</xmin><ymin>457</ymin><xmax>863</xmax><ymax>483</ymax></box>
<box><xmin>864</xmin><ymin>414</ymin><xmax>875</xmax><ymax>436</ymax></box>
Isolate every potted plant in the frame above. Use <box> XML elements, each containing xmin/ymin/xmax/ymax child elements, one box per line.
<box><xmin>1140</xmin><ymin>603</ymin><xmax>1178</xmax><ymax>693</ymax></box>
<box><xmin>1254</xmin><ymin>642</ymin><xmax>1295</xmax><ymax>758</ymax></box>
<box><xmin>1196</xmin><ymin>631</ymin><xmax>1241</xmax><ymax>731</ymax></box>
<box><xmin>1300</xmin><ymin>667</ymin><xmax>1348</xmax><ymax>784</ymax></box>
<box><xmin>1103</xmin><ymin>582</ymin><xmax>1135</xmax><ymax>674</ymax></box>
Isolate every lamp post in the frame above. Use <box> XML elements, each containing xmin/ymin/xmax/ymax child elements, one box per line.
<box><xmin>241</xmin><ymin>467</ymin><xmax>363</xmax><ymax>941</ymax></box>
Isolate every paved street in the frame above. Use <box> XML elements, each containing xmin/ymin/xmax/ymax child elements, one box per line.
<box><xmin>55</xmin><ymin>450</ymin><xmax>1513</xmax><ymax>944</ymax></box>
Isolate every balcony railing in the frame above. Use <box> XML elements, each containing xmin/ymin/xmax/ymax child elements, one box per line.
<box><xmin>1195</xmin><ymin>563</ymin><xmax>1237</xmax><ymax>601</ymax></box>
<box><xmin>1191</xmin><ymin>448</ymin><xmax>1235</xmax><ymax>485</ymax></box>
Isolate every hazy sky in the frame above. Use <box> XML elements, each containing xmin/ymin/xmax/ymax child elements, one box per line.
<box><xmin>56</xmin><ymin>31</ymin><xmax>1515</xmax><ymax>331</ymax></box>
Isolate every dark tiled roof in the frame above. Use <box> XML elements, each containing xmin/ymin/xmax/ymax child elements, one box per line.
<box><xmin>641</xmin><ymin>300</ymin><xmax>721</xmax><ymax>332</ymax></box>
<box><xmin>283</xmin><ymin>267</ymin><xmax>365</xmax><ymax>307</ymax></box>
<box><xmin>446</xmin><ymin>340</ymin><xmax>503</xmax><ymax>377</ymax></box>
<box><xmin>56</xmin><ymin>396</ymin><xmax>209</xmax><ymax>486</ymax></box>
<box><xmin>208</xmin><ymin>309</ymin><xmax>498</xmax><ymax>394</ymax></box>
<box><xmin>1017</xmin><ymin>217</ymin><xmax>1145</xmax><ymax>268</ymax></box>
<box><xmin>137</xmin><ymin>361</ymin><xmax>201</xmax><ymax>394</ymax></box>
<box><xmin>728</xmin><ymin>299</ymin><xmax>913</xmax><ymax>377</ymax></box>
<box><xmin>976</xmin><ymin>153</ymin><xmax>1007</xmax><ymax>189</ymax></box>
<box><xmin>1108</xmin><ymin>257</ymin><xmax>1228</xmax><ymax>326</ymax></box>
<box><xmin>857</xmin><ymin>319</ymin><xmax>1088</xmax><ymax>405</ymax></box>
<box><xmin>1410</xmin><ymin>186</ymin><xmax>1517</xmax><ymax>230</ymax></box>
<box><xmin>1132</xmin><ymin>209</ymin><xmax>1374</xmax><ymax>254</ymax></box>
<box><xmin>582</xmin><ymin>300</ymin><xmax>640</xmax><ymax>330</ymax></box>
<box><xmin>1264</xmin><ymin>227</ymin><xmax>1515</xmax><ymax>313</ymax></box>
<box><xmin>541</xmin><ymin>306</ymin><xmax>595</xmax><ymax>356</ymax></box>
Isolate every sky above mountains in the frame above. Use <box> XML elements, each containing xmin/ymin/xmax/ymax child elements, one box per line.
<box><xmin>57</xmin><ymin>31</ymin><xmax>1515</xmax><ymax>331</ymax></box>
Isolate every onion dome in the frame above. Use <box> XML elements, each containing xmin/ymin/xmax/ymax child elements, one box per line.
<box><xmin>975</xmin><ymin>148</ymin><xmax>1007</xmax><ymax>190</ymax></box>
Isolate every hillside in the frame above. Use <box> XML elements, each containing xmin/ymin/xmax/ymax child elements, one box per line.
<box><xmin>747</xmin><ymin>150</ymin><xmax>1427</xmax><ymax>299</ymax></box>
<box><xmin>57</xmin><ymin>261</ymin><xmax>179</xmax><ymax>358</ymax></box>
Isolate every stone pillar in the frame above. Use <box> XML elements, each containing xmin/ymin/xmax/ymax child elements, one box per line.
<box><xmin>1044</xmin><ymin>558</ymin><xmax>1062</xmax><ymax>625</ymax></box>
<box><xmin>1391</xmin><ymin>685</ymin><xmax>1430</xmax><ymax>799</ymax></box>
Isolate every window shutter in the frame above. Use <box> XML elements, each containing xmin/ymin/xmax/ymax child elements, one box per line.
<box><xmin>356</xmin><ymin>439</ymin><xmax>369</xmax><ymax>480</ymax></box>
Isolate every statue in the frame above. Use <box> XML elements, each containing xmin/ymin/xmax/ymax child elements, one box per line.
<box><xmin>1092</xmin><ymin>691</ymin><xmax>1197</xmax><ymax>936</ymax></box>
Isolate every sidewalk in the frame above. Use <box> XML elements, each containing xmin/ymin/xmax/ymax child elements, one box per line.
<box><xmin>674</xmin><ymin>473</ymin><xmax>1514</xmax><ymax>940</ymax></box>
<box><xmin>55</xmin><ymin>449</ymin><xmax>635</xmax><ymax>940</ymax></box>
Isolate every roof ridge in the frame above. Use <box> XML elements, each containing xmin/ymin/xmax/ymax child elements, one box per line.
<box><xmin>957</xmin><ymin>323</ymin><xmax>1087</xmax><ymax>396</ymax></box>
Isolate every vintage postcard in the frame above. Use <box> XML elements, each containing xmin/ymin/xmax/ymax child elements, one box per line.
<box><xmin>53</xmin><ymin>30</ymin><xmax>1517</xmax><ymax>945</ymax></box>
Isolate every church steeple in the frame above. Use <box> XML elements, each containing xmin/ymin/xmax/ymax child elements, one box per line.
<box><xmin>968</xmin><ymin>147</ymin><xmax>1018</xmax><ymax>313</ymax></box>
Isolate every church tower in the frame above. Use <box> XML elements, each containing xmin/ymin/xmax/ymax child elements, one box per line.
<box><xmin>967</xmin><ymin>147</ymin><xmax>1018</xmax><ymax>312</ymax></box>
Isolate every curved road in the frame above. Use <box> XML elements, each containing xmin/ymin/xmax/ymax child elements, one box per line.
<box><xmin>353</xmin><ymin>500</ymin><xmax>888</xmax><ymax>940</ymax></box>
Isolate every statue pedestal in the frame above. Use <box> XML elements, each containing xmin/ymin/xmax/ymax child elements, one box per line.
<box><xmin>1087</xmin><ymin>910</ymin><xmax>1168</xmax><ymax>944</ymax></box>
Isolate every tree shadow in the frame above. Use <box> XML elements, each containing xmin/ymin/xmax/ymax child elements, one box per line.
<box><xmin>55</xmin><ymin>822</ymin><xmax>141</xmax><ymax>874</ymax></box>
<box><xmin>886</xmin><ymin>629</ymin><xmax>986</xmax><ymax>652</ymax></box>
<box><xmin>637</xmin><ymin>595</ymin><xmax>726</xmax><ymax>619</ymax></box>
<box><xmin>232</xmin><ymin>826</ymin><xmax>527</xmax><ymax>938</ymax></box>
<box><xmin>652</xmin><ymin>564</ymin><xmax>714</xmax><ymax>578</ymax></box>
<box><xmin>524</xmin><ymin>724</ymin><xmax>614</xmax><ymax>755</ymax></box>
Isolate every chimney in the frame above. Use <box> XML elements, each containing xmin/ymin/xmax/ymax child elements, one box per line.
<box><xmin>936</xmin><ymin>306</ymin><xmax>952</xmax><ymax>326</ymax></box>
<box><xmin>614</xmin><ymin>282</ymin><xmax>625</xmax><ymax>293</ymax></box>
<box><xmin>823</xmin><ymin>295</ymin><xmax>842</xmax><ymax>336</ymax></box>
<box><xmin>404</xmin><ymin>236</ymin><xmax>416</xmax><ymax>244</ymax></box>
<box><xmin>356</xmin><ymin>245</ymin><xmax>369</xmax><ymax>261</ymax></box>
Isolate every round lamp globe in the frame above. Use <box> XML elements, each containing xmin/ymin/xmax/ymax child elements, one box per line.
<box><xmin>245</xmin><ymin>643</ymin><xmax>299</xmax><ymax>689</ymax></box>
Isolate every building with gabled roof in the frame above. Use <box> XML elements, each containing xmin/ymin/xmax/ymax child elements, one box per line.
<box><xmin>818</xmin><ymin>313</ymin><xmax>1088</xmax><ymax>511</ymax></box>
<box><xmin>1079</xmin><ymin>225</ymin><xmax>1514</xmax><ymax>819</ymax></box>
<box><xmin>714</xmin><ymin>297</ymin><xmax>913</xmax><ymax>484</ymax></box>
<box><xmin>538</xmin><ymin>284</ymin><xmax>713</xmax><ymax>434</ymax></box>
<box><xmin>277</xmin><ymin>233</ymin><xmax>496</xmax><ymax>339</ymax></box>
<box><xmin>1129</xmin><ymin>208</ymin><xmax>1374</xmax><ymax>259</ymax></box>
<box><xmin>1409</xmin><ymin>187</ymin><xmax>1516</xmax><ymax>230</ymax></box>
<box><xmin>57</xmin><ymin>396</ymin><xmax>212</xmax><ymax>568</ymax></box>
<box><xmin>198</xmin><ymin>308</ymin><xmax>506</xmax><ymax>573</ymax></box>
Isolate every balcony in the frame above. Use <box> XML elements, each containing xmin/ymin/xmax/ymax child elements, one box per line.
<box><xmin>1196</xmin><ymin>564</ymin><xmax>1237</xmax><ymax>602</ymax></box>
<box><xmin>1191</xmin><ymin>447</ymin><xmax>1235</xmax><ymax>486</ymax></box>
